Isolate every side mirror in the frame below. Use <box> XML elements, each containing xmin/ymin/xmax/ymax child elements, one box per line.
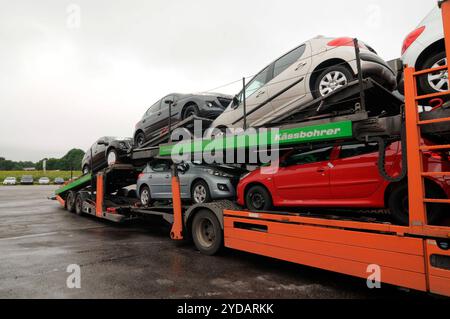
<box><xmin>164</xmin><ymin>97</ymin><xmax>174</xmax><ymax>105</ymax></box>
<box><xmin>177</xmin><ymin>163</ymin><xmax>189</xmax><ymax>174</ymax></box>
<box><xmin>232</xmin><ymin>95</ymin><xmax>240</xmax><ymax>107</ymax></box>
<box><xmin>97</xmin><ymin>139</ymin><xmax>108</xmax><ymax>146</ymax></box>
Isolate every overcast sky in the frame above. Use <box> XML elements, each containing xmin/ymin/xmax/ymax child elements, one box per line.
<box><xmin>0</xmin><ymin>0</ymin><xmax>438</xmax><ymax>161</ymax></box>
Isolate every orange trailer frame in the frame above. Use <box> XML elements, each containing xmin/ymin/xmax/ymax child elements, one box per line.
<box><xmin>218</xmin><ymin>1</ymin><xmax>450</xmax><ymax>296</ymax></box>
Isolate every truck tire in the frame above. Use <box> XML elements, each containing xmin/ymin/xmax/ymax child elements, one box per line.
<box><xmin>66</xmin><ymin>191</ymin><xmax>76</xmax><ymax>213</ymax></box>
<box><xmin>75</xmin><ymin>193</ymin><xmax>84</xmax><ymax>215</ymax></box>
<box><xmin>191</xmin><ymin>209</ymin><xmax>223</xmax><ymax>255</ymax></box>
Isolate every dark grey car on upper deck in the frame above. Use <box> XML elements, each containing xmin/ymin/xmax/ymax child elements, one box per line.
<box><xmin>133</xmin><ymin>92</ymin><xmax>232</xmax><ymax>148</ymax></box>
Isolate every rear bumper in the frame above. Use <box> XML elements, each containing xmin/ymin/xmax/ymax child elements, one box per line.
<box><xmin>360</xmin><ymin>56</ymin><xmax>397</xmax><ymax>91</ymax></box>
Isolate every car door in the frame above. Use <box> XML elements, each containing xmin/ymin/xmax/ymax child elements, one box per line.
<box><xmin>158</xmin><ymin>95</ymin><xmax>176</xmax><ymax>134</ymax></box>
<box><xmin>267</xmin><ymin>43</ymin><xmax>312</xmax><ymax>111</ymax></box>
<box><xmin>92</xmin><ymin>139</ymin><xmax>107</xmax><ymax>169</ymax></box>
<box><xmin>222</xmin><ymin>66</ymin><xmax>272</xmax><ymax>127</ymax></box>
<box><xmin>148</xmin><ymin>159</ymin><xmax>172</xmax><ymax>198</ymax></box>
<box><xmin>330</xmin><ymin>142</ymin><xmax>399</xmax><ymax>199</ymax></box>
<box><xmin>273</xmin><ymin>146</ymin><xmax>334</xmax><ymax>202</ymax></box>
<box><xmin>143</xmin><ymin>100</ymin><xmax>162</xmax><ymax>139</ymax></box>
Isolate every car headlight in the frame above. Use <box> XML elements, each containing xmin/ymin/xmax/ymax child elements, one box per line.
<box><xmin>205</xmin><ymin>168</ymin><xmax>233</xmax><ymax>178</ymax></box>
<box><xmin>118</xmin><ymin>142</ymin><xmax>127</xmax><ymax>149</ymax></box>
<box><xmin>206</xmin><ymin>101</ymin><xmax>216</xmax><ymax>108</ymax></box>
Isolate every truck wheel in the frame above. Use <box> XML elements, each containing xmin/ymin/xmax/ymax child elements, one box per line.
<box><xmin>313</xmin><ymin>65</ymin><xmax>353</xmax><ymax>98</ymax></box>
<box><xmin>66</xmin><ymin>191</ymin><xmax>76</xmax><ymax>213</ymax></box>
<box><xmin>75</xmin><ymin>193</ymin><xmax>84</xmax><ymax>215</ymax></box>
<box><xmin>418</xmin><ymin>51</ymin><xmax>448</xmax><ymax>94</ymax></box>
<box><xmin>191</xmin><ymin>209</ymin><xmax>223</xmax><ymax>255</ymax></box>
<box><xmin>191</xmin><ymin>180</ymin><xmax>211</xmax><ymax>204</ymax></box>
<box><xmin>388</xmin><ymin>183</ymin><xmax>446</xmax><ymax>225</ymax></box>
<box><xmin>245</xmin><ymin>185</ymin><xmax>272</xmax><ymax>211</ymax></box>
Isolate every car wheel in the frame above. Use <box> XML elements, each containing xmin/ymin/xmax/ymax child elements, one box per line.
<box><xmin>245</xmin><ymin>185</ymin><xmax>272</xmax><ymax>211</ymax></box>
<box><xmin>191</xmin><ymin>209</ymin><xmax>223</xmax><ymax>255</ymax></box>
<box><xmin>418</xmin><ymin>51</ymin><xmax>448</xmax><ymax>94</ymax></box>
<box><xmin>75</xmin><ymin>193</ymin><xmax>84</xmax><ymax>215</ymax></box>
<box><xmin>388</xmin><ymin>182</ymin><xmax>446</xmax><ymax>225</ymax></box>
<box><xmin>313</xmin><ymin>65</ymin><xmax>353</xmax><ymax>98</ymax></box>
<box><xmin>82</xmin><ymin>165</ymin><xmax>90</xmax><ymax>175</ymax></box>
<box><xmin>66</xmin><ymin>191</ymin><xmax>76</xmax><ymax>213</ymax></box>
<box><xmin>139</xmin><ymin>185</ymin><xmax>152</xmax><ymax>206</ymax></box>
<box><xmin>191</xmin><ymin>180</ymin><xmax>211</xmax><ymax>204</ymax></box>
<box><xmin>183</xmin><ymin>104</ymin><xmax>199</xmax><ymax>120</ymax></box>
<box><xmin>106</xmin><ymin>148</ymin><xmax>119</xmax><ymax>166</ymax></box>
<box><xmin>135</xmin><ymin>131</ymin><xmax>146</xmax><ymax>148</ymax></box>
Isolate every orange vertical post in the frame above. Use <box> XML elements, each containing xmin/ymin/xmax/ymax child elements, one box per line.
<box><xmin>404</xmin><ymin>67</ymin><xmax>427</xmax><ymax>227</ymax></box>
<box><xmin>170</xmin><ymin>174</ymin><xmax>184</xmax><ymax>240</ymax></box>
<box><xmin>442</xmin><ymin>1</ymin><xmax>450</xmax><ymax>78</ymax></box>
<box><xmin>96</xmin><ymin>173</ymin><xmax>104</xmax><ymax>217</ymax></box>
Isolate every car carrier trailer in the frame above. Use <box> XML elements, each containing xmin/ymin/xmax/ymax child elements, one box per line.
<box><xmin>53</xmin><ymin>1</ymin><xmax>450</xmax><ymax>298</ymax></box>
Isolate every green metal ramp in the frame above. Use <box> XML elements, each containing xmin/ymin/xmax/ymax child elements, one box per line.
<box><xmin>54</xmin><ymin>174</ymin><xmax>92</xmax><ymax>197</ymax></box>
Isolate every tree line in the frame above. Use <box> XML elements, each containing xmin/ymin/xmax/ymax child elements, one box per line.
<box><xmin>0</xmin><ymin>149</ymin><xmax>85</xmax><ymax>171</ymax></box>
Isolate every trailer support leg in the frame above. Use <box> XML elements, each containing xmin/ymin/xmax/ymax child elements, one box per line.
<box><xmin>170</xmin><ymin>166</ymin><xmax>184</xmax><ymax>240</ymax></box>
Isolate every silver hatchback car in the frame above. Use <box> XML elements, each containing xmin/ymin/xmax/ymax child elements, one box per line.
<box><xmin>208</xmin><ymin>36</ymin><xmax>396</xmax><ymax>131</ymax></box>
<box><xmin>136</xmin><ymin>159</ymin><xmax>244</xmax><ymax>205</ymax></box>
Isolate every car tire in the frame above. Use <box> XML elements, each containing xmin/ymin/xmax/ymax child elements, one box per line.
<box><xmin>313</xmin><ymin>65</ymin><xmax>353</xmax><ymax>98</ymax></box>
<box><xmin>66</xmin><ymin>191</ymin><xmax>76</xmax><ymax>213</ymax></box>
<box><xmin>191</xmin><ymin>209</ymin><xmax>223</xmax><ymax>256</ymax></box>
<box><xmin>388</xmin><ymin>182</ymin><xmax>446</xmax><ymax>225</ymax></box>
<box><xmin>183</xmin><ymin>104</ymin><xmax>199</xmax><ymax>120</ymax></box>
<box><xmin>135</xmin><ymin>131</ymin><xmax>146</xmax><ymax>148</ymax></box>
<box><xmin>82</xmin><ymin>165</ymin><xmax>90</xmax><ymax>175</ymax></box>
<box><xmin>106</xmin><ymin>148</ymin><xmax>119</xmax><ymax>166</ymax></box>
<box><xmin>191</xmin><ymin>180</ymin><xmax>211</xmax><ymax>204</ymax></box>
<box><xmin>139</xmin><ymin>185</ymin><xmax>153</xmax><ymax>207</ymax></box>
<box><xmin>417</xmin><ymin>51</ymin><xmax>448</xmax><ymax>94</ymax></box>
<box><xmin>75</xmin><ymin>193</ymin><xmax>84</xmax><ymax>216</ymax></box>
<box><xmin>245</xmin><ymin>185</ymin><xmax>272</xmax><ymax>211</ymax></box>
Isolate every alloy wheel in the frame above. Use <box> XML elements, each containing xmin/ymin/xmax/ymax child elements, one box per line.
<box><xmin>428</xmin><ymin>58</ymin><xmax>448</xmax><ymax>92</ymax></box>
<box><xmin>319</xmin><ymin>71</ymin><xmax>348</xmax><ymax>96</ymax></box>
<box><xmin>193</xmin><ymin>185</ymin><xmax>207</xmax><ymax>203</ymax></box>
<box><xmin>141</xmin><ymin>188</ymin><xmax>150</xmax><ymax>206</ymax></box>
<box><xmin>107</xmin><ymin>151</ymin><xmax>117</xmax><ymax>166</ymax></box>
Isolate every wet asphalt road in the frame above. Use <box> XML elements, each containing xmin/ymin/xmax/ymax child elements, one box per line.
<box><xmin>0</xmin><ymin>186</ymin><xmax>431</xmax><ymax>299</ymax></box>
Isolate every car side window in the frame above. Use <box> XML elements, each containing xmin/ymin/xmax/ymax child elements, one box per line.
<box><xmin>284</xmin><ymin>147</ymin><xmax>333</xmax><ymax>166</ymax></box>
<box><xmin>144</xmin><ymin>100</ymin><xmax>161</xmax><ymax>118</ymax></box>
<box><xmin>161</xmin><ymin>95</ymin><xmax>174</xmax><ymax>109</ymax></box>
<box><xmin>339</xmin><ymin>143</ymin><xmax>379</xmax><ymax>159</ymax></box>
<box><xmin>150</xmin><ymin>160</ymin><xmax>171</xmax><ymax>172</ymax></box>
<box><xmin>273</xmin><ymin>45</ymin><xmax>306</xmax><ymax>78</ymax></box>
<box><xmin>242</xmin><ymin>66</ymin><xmax>271</xmax><ymax>101</ymax></box>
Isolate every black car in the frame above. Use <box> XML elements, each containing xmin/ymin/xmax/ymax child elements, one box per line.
<box><xmin>134</xmin><ymin>93</ymin><xmax>232</xmax><ymax>148</ymax></box>
<box><xmin>20</xmin><ymin>175</ymin><xmax>34</xmax><ymax>185</ymax></box>
<box><xmin>81</xmin><ymin>137</ymin><xmax>133</xmax><ymax>174</ymax></box>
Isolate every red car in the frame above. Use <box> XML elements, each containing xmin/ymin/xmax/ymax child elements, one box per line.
<box><xmin>237</xmin><ymin>140</ymin><xmax>450</xmax><ymax>225</ymax></box>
